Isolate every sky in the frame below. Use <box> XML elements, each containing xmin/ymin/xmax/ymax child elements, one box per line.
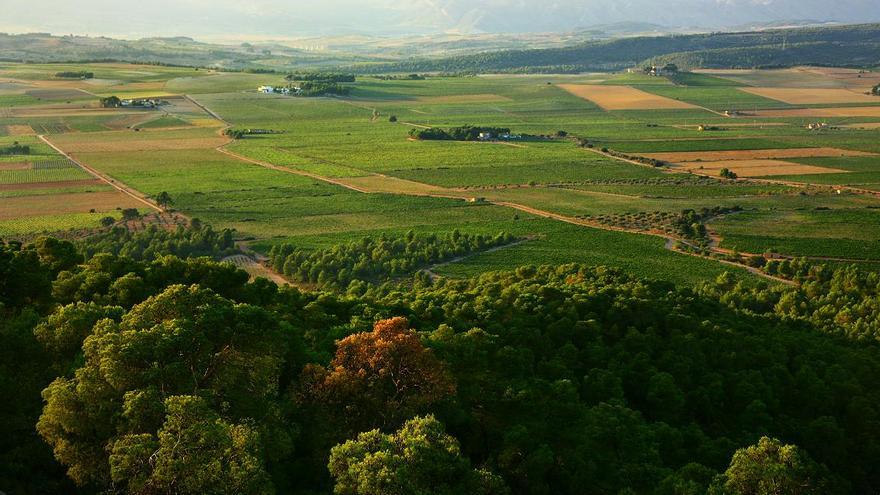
<box><xmin>1</xmin><ymin>0</ymin><xmax>879</xmax><ymax>39</ymax></box>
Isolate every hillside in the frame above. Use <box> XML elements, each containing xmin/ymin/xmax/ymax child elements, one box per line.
<box><xmin>351</xmin><ymin>23</ymin><xmax>880</xmax><ymax>73</ymax></box>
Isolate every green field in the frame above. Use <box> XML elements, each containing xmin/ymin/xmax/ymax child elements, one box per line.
<box><xmin>4</xmin><ymin>62</ymin><xmax>880</xmax><ymax>284</ymax></box>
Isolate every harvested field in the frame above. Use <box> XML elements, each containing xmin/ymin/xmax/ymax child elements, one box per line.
<box><xmin>751</xmin><ymin>107</ymin><xmax>880</xmax><ymax>118</ymax></box>
<box><xmin>557</xmin><ymin>84</ymin><xmax>698</xmax><ymax>110</ymax></box>
<box><xmin>841</xmin><ymin>122</ymin><xmax>880</xmax><ymax>129</ymax></box>
<box><xmin>6</xmin><ymin>124</ymin><xmax>36</xmax><ymax>135</ymax></box>
<box><xmin>58</xmin><ymin>136</ymin><xmax>229</xmax><ymax>152</ymax></box>
<box><xmin>672</xmin><ymin>159</ymin><xmax>848</xmax><ymax>177</ymax></box>
<box><xmin>642</xmin><ymin>147</ymin><xmax>875</xmax><ymax>163</ymax></box>
<box><xmin>0</xmin><ymin>162</ymin><xmax>32</xmax><ymax>171</ymax></box>
<box><xmin>0</xmin><ymin>178</ymin><xmax>104</xmax><ymax>191</ymax></box>
<box><xmin>26</xmin><ymin>88</ymin><xmax>91</xmax><ymax>100</ymax></box>
<box><xmin>0</xmin><ymin>190</ymin><xmax>140</xmax><ymax>220</ymax></box>
<box><xmin>9</xmin><ymin>107</ymin><xmax>139</xmax><ymax>118</ymax></box>
<box><xmin>103</xmin><ymin>113</ymin><xmax>157</xmax><ymax>130</ymax></box>
<box><xmin>740</xmin><ymin>87</ymin><xmax>880</xmax><ymax>105</ymax></box>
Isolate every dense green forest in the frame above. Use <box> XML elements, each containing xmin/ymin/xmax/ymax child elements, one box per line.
<box><xmin>353</xmin><ymin>23</ymin><xmax>880</xmax><ymax>73</ymax></box>
<box><xmin>1</xmin><ymin>227</ymin><xmax>879</xmax><ymax>494</ymax></box>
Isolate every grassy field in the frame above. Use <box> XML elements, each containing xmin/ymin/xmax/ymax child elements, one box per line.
<box><xmin>4</xmin><ymin>62</ymin><xmax>880</xmax><ymax>284</ymax></box>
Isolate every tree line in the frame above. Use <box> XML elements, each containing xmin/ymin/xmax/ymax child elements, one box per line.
<box><xmin>0</xmin><ymin>141</ymin><xmax>30</xmax><ymax>155</ymax></box>
<box><xmin>78</xmin><ymin>223</ymin><xmax>237</xmax><ymax>262</ymax></box>
<box><xmin>269</xmin><ymin>230</ymin><xmax>517</xmax><ymax>289</ymax></box>
<box><xmin>54</xmin><ymin>70</ymin><xmax>94</xmax><ymax>79</ymax></box>
<box><xmin>285</xmin><ymin>72</ymin><xmax>356</xmax><ymax>83</ymax></box>
<box><xmin>1</xmin><ymin>231</ymin><xmax>880</xmax><ymax>494</ymax></box>
<box><xmin>409</xmin><ymin>125</ymin><xmax>512</xmax><ymax>141</ymax></box>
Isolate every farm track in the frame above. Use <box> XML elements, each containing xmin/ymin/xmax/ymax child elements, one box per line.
<box><xmin>37</xmin><ymin>134</ymin><xmax>163</xmax><ymax>213</ymax></box>
<box><xmin>423</xmin><ymin>238</ymin><xmax>534</xmax><ymax>280</ymax></box>
<box><xmin>184</xmin><ymin>94</ymin><xmax>230</xmax><ymax>125</ymax></box>
<box><xmin>215</xmin><ymin>147</ymin><xmax>373</xmax><ymax>194</ymax></box>
<box><xmin>218</xmin><ymin>141</ymin><xmax>801</xmax><ymax>285</ymax></box>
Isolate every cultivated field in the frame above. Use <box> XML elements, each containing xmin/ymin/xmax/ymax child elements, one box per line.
<box><xmin>557</xmin><ymin>84</ymin><xmax>698</xmax><ymax>110</ymax></box>
<box><xmin>740</xmin><ymin>87</ymin><xmax>880</xmax><ymax>105</ymax></box>
<box><xmin>4</xmin><ymin>62</ymin><xmax>880</xmax><ymax>283</ymax></box>
<box><xmin>672</xmin><ymin>159</ymin><xmax>848</xmax><ymax>177</ymax></box>
<box><xmin>641</xmin><ymin>147</ymin><xmax>875</xmax><ymax>162</ymax></box>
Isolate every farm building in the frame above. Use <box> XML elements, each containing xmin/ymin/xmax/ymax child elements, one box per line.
<box><xmin>258</xmin><ymin>85</ymin><xmax>300</xmax><ymax>95</ymax></box>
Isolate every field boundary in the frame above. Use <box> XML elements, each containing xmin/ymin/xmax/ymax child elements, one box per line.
<box><xmin>37</xmin><ymin>135</ymin><xmax>162</xmax><ymax>213</ymax></box>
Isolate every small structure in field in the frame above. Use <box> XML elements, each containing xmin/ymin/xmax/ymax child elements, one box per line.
<box><xmin>478</xmin><ymin>132</ymin><xmax>494</xmax><ymax>141</ymax></box>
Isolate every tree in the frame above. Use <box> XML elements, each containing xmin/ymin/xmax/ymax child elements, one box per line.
<box><xmin>99</xmin><ymin>216</ymin><xmax>116</xmax><ymax>228</ymax></box>
<box><xmin>155</xmin><ymin>191</ymin><xmax>173</xmax><ymax>209</ymax></box>
<box><xmin>719</xmin><ymin>168</ymin><xmax>738</xmax><ymax>180</ymax></box>
<box><xmin>109</xmin><ymin>395</ymin><xmax>274</xmax><ymax>495</ymax></box>
<box><xmin>32</xmin><ymin>237</ymin><xmax>82</xmax><ymax>275</ymax></box>
<box><xmin>37</xmin><ymin>285</ymin><xmax>288</xmax><ymax>490</ymax></box>
<box><xmin>329</xmin><ymin>415</ymin><xmax>507</xmax><ymax>495</ymax></box>
<box><xmin>712</xmin><ymin>437</ymin><xmax>835</xmax><ymax>495</ymax></box>
<box><xmin>100</xmin><ymin>96</ymin><xmax>121</xmax><ymax>108</ymax></box>
<box><xmin>121</xmin><ymin>208</ymin><xmax>140</xmax><ymax>221</ymax></box>
<box><xmin>873</xmin><ymin>84</ymin><xmax>880</xmax><ymax>96</ymax></box>
<box><xmin>299</xmin><ymin>317</ymin><xmax>454</xmax><ymax>437</ymax></box>
<box><xmin>389</xmin><ymin>115</ymin><xmax>398</xmax><ymax>122</ymax></box>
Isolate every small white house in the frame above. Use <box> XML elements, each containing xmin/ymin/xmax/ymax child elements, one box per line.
<box><xmin>478</xmin><ymin>132</ymin><xmax>493</xmax><ymax>141</ymax></box>
<box><xmin>258</xmin><ymin>86</ymin><xmax>275</xmax><ymax>94</ymax></box>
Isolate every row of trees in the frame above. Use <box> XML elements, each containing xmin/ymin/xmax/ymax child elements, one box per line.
<box><xmin>297</xmin><ymin>81</ymin><xmax>351</xmax><ymax>96</ymax></box>
<box><xmin>269</xmin><ymin>231</ymin><xmax>517</xmax><ymax>289</ymax></box>
<box><xmin>0</xmin><ymin>140</ymin><xmax>30</xmax><ymax>155</ymax></box>
<box><xmin>285</xmin><ymin>72</ymin><xmax>356</xmax><ymax>83</ymax></box>
<box><xmin>2</xmin><ymin>232</ymin><xmax>880</xmax><ymax>494</ymax></box>
<box><xmin>78</xmin><ymin>223</ymin><xmax>236</xmax><ymax>262</ymax></box>
<box><xmin>409</xmin><ymin>125</ymin><xmax>512</xmax><ymax>141</ymax></box>
<box><xmin>54</xmin><ymin>70</ymin><xmax>93</xmax><ymax>79</ymax></box>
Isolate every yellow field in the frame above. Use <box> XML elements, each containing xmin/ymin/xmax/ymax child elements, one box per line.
<box><xmin>841</xmin><ymin>122</ymin><xmax>880</xmax><ymax>129</ymax></box>
<box><xmin>672</xmin><ymin>159</ymin><xmax>848</xmax><ymax>177</ymax></box>
<box><xmin>642</xmin><ymin>147</ymin><xmax>874</xmax><ymax>163</ymax></box>
<box><xmin>557</xmin><ymin>84</ymin><xmax>697</xmax><ymax>110</ymax></box>
<box><xmin>740</xmin><ymin>87</ymin><xmax>879</xmax><ymax>104</ymax></box>
<box><xmin>5</xmin><ymin>124</ymin><xmax>36</xmax><ymax>135</ymax></box>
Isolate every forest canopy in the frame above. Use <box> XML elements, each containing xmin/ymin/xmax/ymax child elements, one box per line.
<box><xmin>1</xmin><ymin>231</ymin><xmax>879</xmax><ymax>494</ymax></box>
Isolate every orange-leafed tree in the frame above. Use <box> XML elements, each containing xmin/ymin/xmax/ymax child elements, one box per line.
<box><xmin>300</xmin><ymin>317</ymin><xmax>455</xmax><ymax>437</ymax></box>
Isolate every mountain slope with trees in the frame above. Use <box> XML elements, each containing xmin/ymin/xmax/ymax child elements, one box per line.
<box><xmin>353</xmin><ymin>23</ymin><xmax>880</xmax><ymax>73</ymax></box>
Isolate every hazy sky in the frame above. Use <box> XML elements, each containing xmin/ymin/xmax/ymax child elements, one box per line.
<box><xmin>2</xmin><ymin>0</ymin><xmax>879</xmax><ymax>39</ymax></box>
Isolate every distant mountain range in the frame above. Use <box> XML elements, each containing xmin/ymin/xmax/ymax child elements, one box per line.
<box><xmin>2</xmin><ymin>0</ymin><xmax>880</xmax><ymax>38</ymax></box>
<box><xmin>2</xmin><ymin>23</ymin><xmax>879</xmax><ymax>74</ymax></box>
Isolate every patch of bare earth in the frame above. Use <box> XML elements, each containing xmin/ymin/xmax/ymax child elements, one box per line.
<box><xmin>673</xmin><ymin>159</ymin><xmax>848</xmax><ymax>177</ymax></box>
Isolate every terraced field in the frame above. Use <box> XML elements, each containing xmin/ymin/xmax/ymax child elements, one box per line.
<box><xmin>3</xmin><ymin>63</ymin><xmax>879</xmax><ymax>283</ymax></box>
